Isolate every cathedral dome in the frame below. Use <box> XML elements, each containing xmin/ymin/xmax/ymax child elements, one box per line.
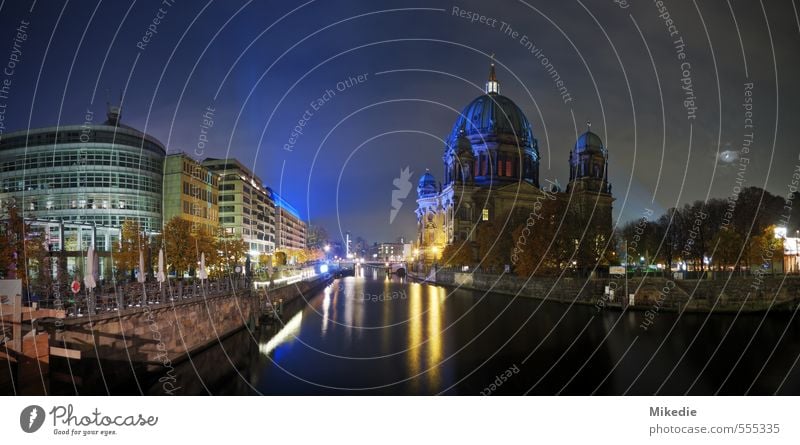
<box><xmin>447</xmin><ymin>93</ymin><xmax>535</xmax><ymax>149</ymax></box>
<box><xmin>574</xmin><ymin>130</ymin><xmax>605</xmax><ymax>154</ymax></box>
<box><xmin>417</xmin><ymin>170</ymin><xmax>437</xmax><ymax>198</ymax></box>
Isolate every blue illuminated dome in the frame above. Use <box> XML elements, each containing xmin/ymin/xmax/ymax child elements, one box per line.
<box><xmin>574</xmin><ymin>130</ymin><xmax>605</xmax><ymax>154</ymax></box>
<box><xmin>447</xmin><ymin>94</ymin><xmax>535</xmax><ymax>148</ymax></box>
<box><xmin>417</xmin><ymin>170</ymin><xmax>437</xmax><ymax>198</ymax></box>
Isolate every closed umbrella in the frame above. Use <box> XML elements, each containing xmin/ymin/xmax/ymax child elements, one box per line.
<box><xmin>198</xmin><ymin>252</ymin><xmax>208</xmax><ymax>281</ymax></box>
<box><xmin>137</xmin><ymin>248</ymin><xmax>147</xmax><ymax>306</ymax></box>
<box><xmin>84</xmin><ymin>246</ymin><xmax>97</xmax><ymax>290</ymax></box>
<box><xmin>157</xmin><ymin>248</ymin><xmax>166</xmax><ymax>288</ymax></box>
<box><xmin>138</xmin><ymin>249</ymin><xmax>146</xmax><ymax>284</ymax></box>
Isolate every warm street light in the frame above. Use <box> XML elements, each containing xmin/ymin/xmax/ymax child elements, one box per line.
<box><xmin>324</xmin><ymin>244</ymin><xmax>330</xmax><ymax>252</ymax></box>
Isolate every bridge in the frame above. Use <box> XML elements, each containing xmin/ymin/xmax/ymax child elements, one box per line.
<box><xmin>333</xmin><ymin>260</ymin><xmax>408</xmax><ymax>277</ymax></box>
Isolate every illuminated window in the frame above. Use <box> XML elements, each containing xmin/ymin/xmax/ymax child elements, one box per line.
<box><xmin>482</xmin><ymin>208</ymin><xmax>489</xmax><ymax>221</ymax></box>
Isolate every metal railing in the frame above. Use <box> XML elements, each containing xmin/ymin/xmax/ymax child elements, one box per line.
<box><xmin>33</xmin><ymin>278</ymin><xmax>250</xmax><ymax>318</ymax></box>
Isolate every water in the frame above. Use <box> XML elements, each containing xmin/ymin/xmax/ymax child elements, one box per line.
<box><xmin>153</xmin><ymin>272</ymin><xmax>800</xmax><ymax>395</ymax></box>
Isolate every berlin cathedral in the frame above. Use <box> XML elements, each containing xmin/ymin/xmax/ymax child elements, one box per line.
<box><xmin>415</xmin><ymin>61</ymin><xmax>613</xmax><ymax>267</ymax></box>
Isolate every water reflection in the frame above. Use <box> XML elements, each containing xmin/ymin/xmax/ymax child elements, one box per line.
<box><xmin>259</xmin><ymin>310</ymin><xmax>303</xmax><ymax>358</ymax></box>
<box><xmin>148</xmin><ymin>275</ymin><xmax>800</xmax><ymax>395</ymax></box>
<box><xmin>426</xmin><ymin>284</ymin><xmax>443</xmax><ymax>390</ymax></box>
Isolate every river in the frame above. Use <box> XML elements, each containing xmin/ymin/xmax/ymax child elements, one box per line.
<box><xmin>149</xmin><ymin>272</ymin><xmax>800</xmax><ymax>395</ymax></box>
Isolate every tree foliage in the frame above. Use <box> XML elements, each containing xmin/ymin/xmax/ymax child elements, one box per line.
<box><xmin>0</xmin><ymin>202</ymin><xmax>46</xmax><ymax>285</ymax></box>
<box><xmin>441</xmin><ymin>242</ymin><xmax>473</xmax><ymax>268</ymax></box>
<box><xmin>614</xmin><ymin>187</ymin><xmax>789</xmax><ymax>272</ymax></box>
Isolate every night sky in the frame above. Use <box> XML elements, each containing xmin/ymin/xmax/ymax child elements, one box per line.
<box><xmin>0</xmin><ymin>0</ymin><xmax>798</xmax><ymax>244</ymax></box>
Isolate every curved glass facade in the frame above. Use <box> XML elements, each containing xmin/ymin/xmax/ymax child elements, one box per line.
<box><xmin>0</xmin><ymin>122</ymin><xmax>165</xmax><ymax>233</ymax></box>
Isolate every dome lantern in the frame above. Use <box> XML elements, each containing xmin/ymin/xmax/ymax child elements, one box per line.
<box><xmin>485</xmin><ymin>55</ymin><xmax>499</xmax><ymax>95</ymax></box>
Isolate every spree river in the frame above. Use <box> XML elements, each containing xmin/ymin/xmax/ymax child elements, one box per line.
<box><xmin>150</xmin><ymin>271</ymin><xmax>800</xmax><ymax>395</ymax></box>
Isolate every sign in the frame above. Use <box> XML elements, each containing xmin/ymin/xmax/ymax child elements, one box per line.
<box><xmin>71</xmin><ymin>280</ymin><xmax>81</xmax><ymax>294</ymax></box>
<box><xmin>609</xmin><ymin>266</ymin><xmax>625</xmax><ymax>275</ymax></box>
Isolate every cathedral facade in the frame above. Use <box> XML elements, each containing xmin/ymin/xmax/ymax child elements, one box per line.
<box><xmin>415</xmin><ymin>62</ymin><xmax>613</xmax><ymax>268</ymax></box>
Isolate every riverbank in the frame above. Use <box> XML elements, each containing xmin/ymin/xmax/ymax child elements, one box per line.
<box><xmin>408</xmin><ymin>270</ymin><xmax>800</xmax><ymax>313</ymax></box>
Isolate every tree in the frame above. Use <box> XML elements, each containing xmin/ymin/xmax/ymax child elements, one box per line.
<box><xmin>0</xmin><ymin>202</ymin><xmax>46</xmax><ymax>285</ymax></box>
<box><xmin>115</xmin><ymin>219</ymin><xmax>146</xmax><ymax>280</ymax></box>
<box><xmin>274</xmin><ymin>251</ymin><xmax>287</xmax><ymax>266</ymax></box>
<box><xmin>511</xmin><ymin>198</ymin><xmax>569</xmax><ymax>276</ymax></box>
<box><xmin>306</xmin><ymin>224</ymin><xmax>329</xmax><ymax>250</ymax></box>
<box><xmin>441</xmin><ymin>242</ymin><xmax>473</xmax><ymax>268</ymax></box>
<box><xmin>215</xmin><ymin>235</ymin><xmax>247</xmax><ymax>274</ymax></box>
<box><xmin>711</xmin><ymin>227</ymin><xmax>743</xmax><ymax>271</ymax></box>
<box><xmin>747</xmin><ymin>225</ymin><xmax>783</xmax><ymax>273</ymax></box>
<box><xmin>159</xmin><ymin>217</ymin><xmax>197</xmax><ymax>277</ymax></box>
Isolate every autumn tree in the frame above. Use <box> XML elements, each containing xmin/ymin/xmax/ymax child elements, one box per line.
<box><xmin>711</xmin><ymin>227</ymin><xmax>743</xmax><ymax>271</ymax></box>
<box><xmin>511</xmin><ymin>198</ymin><xmax>569</xmax><ymax>276</ymax></box>
<box><xmin>0</xmin><ymin>202</ymin><xmax>46</xmax><ymax>285</ymax></box>
<box><xmin>215</xmin><ymin>235</ymin><xmax>247</xmax><ymax>274</ymax></box>
<box><xmin>441</xmin><ymin>242</ymin><xmax>473</xmax><ymax>268</ymax></box>
<box><xmin>747</xmin><ymin>225</ymin><xmax>783</xmax><ymax>273</ymax></box>
<box><xmin>158</xmin><ymin>217</ymin><xmax>197</xmax><ymax>277</ymax></box>
<box><xmin>114</xmin><ymin>219</ymin><xmax>147</xmax><ymax>280</ymax></box>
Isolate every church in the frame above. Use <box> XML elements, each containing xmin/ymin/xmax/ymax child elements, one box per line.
<box><xmin>415</xmin><ymin>61</ymin><xmax>613</xmax><ymax>270</ymax></box>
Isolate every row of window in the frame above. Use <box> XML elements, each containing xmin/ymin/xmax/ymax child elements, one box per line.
<box><xmin>0</xmin><ymin>149</ymin><xmax>163</xmax><ymax>174</ymax></box>
<box><xmin>182</xmin><ymin>200</ymin><xmax>217</xmax><ymax>220</ymax></box>
<box><xmin>0</xmin><ymin>131</ymin><xmax>165</xmax><ymax>156</ymax></box>
<box><xmin>181</xmin><ymin>181</ymin><xmax>217</xmax><ymax>204</ymax></box>
<box><xmin>181</xmin><ymin>161</ymin><xmax>218</xmax><ymax>186</ymax></box>
<box><xmin>17</xmin><ymin>194</ymin><xmax>161</xmax><ymax>213</ymax></box>
<box><xmin>45</xmin><ymin>214</ymin><xmax>160</xmax><ymax>233</ymax></box>
<box><xmin>447</xmin><ymin>154</ymin><xmax>538</xmax><ymax>183</ymax></box>
<box><xmin>1</xmin><ymin>172</ymin><xmax>162</xmax><ymax>193</ymax></box>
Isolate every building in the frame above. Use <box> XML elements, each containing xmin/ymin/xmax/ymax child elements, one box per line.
<box><xmin>163</xmin><ymin>153</ymin><xmax>218</xmax><ymax>234</ymax></box>
<box><xmin>270</xmin><ymin>189</ymin><xmax>307</xmax><ymax>253</ymax></box>
<box><xmin>369</xmin><ymin>242</ymin><xmax>412</xmax><ymax>262</ymax></box>
<box><xmin>202</xmin><ymin>158</ymin><xmax>276</xmax><ymax>259</ymax></box>
<box><xmin>0</xmin><ymin>106</ymin><xmax>166</xmax><ymax>275</ymax></box>
<box><xmin>416</xmin><ymin>61</ymin><xmax>613</xmax><ymax>267</ymax></box>
<box><xmin>0</xmin><ymin>106</ymin><xmax>165</xmax><ymax>239</ymax></box>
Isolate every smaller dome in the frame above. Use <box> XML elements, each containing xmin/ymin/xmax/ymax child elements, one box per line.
<box><xmin>418</xmin><ymin>170</ymin><xmax>437</xmax><ymax>198</ymax></box>
<box><xmin>575</xmin><ymin>130</ymin><xmax>605</xmax><ymax>154</ymax></box>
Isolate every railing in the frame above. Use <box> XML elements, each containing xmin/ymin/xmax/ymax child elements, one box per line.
<box><xmin>33</xmin><ymin>278</ymin><xmax>251</xmax><ymax>319</ymax></box>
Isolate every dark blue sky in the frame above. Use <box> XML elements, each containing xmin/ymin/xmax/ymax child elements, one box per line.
<box><xmin>0</xmin><ymin>0</ymin><xmax>798</xmax><ymax>244</ymax></box>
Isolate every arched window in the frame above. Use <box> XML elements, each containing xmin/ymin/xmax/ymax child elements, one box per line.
<box><xmin>506</xmin><ymin>159</ymin><xmax>513</xmax><ymax>177</ymax></box>
<box><xmin>497</xmin><ymin>155</ymin><xmax>504</xmax><ymax>177</ymax></box>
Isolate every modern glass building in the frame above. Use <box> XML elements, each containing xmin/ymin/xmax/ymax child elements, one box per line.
<box><xmin>0</xmin><ymin>107</ymin><xmax>166</xmax><ymax>245</ymax></box>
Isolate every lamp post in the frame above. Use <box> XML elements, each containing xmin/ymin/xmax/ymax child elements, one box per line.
<box><xmin>795</xmin><ymin>230</ymin><xmax>799</xmax><ymax>274</ymax></box>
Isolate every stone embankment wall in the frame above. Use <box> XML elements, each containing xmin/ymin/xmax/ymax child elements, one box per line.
<box><xmin>426</xmin><ymin>271</ymin><xmax>800</xmax><ymax>313</ymax></box>
<box><xmin>42</xmin><ymin>276</ymin><xmax>330</xmax><ymax>366</ymax></box>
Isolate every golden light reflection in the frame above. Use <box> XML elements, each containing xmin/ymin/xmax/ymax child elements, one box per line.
<box><xmin>407</xmin><ymin>281</ymin><xmax>423</xmax><ymax>382</ymax></box>
<box><xmin>426</xmin><ymin>285</ymin><xmax>443</xmax><ymax>389</ymax></box>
